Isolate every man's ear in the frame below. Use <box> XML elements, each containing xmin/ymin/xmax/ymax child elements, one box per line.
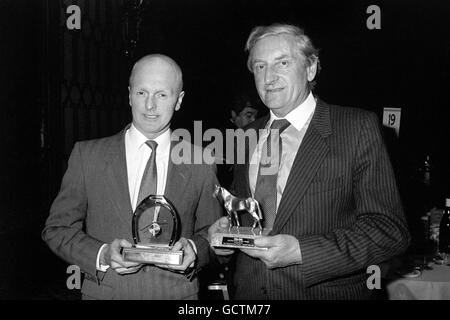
<box><xmin>306</xmin><ymin>60</ymin><xmax>318</xmax><ymax>82</ymax></box>
<box><xmin>230</xmin><ymin>110</ymin><xmax>237</xmax><ymax>124</ymax></box>
<box><xmin>128</xmin><ymin>86</ymin><xmax>132</xmax><ymax>107</ymax></box>
<box><xmin>175</xmin><ymin>91</ymin><xmax>185</xmax><ymax>111</ymax></box>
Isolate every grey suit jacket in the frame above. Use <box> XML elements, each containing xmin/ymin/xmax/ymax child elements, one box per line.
<box><xmin>42</xmin><ymin>126</ymin><xmax>222</xmax><ymax>299</ymax></box>
<box><xmin>231</xmin><ymin>99</ymin><xmax>410</xmax><ymax>299</ymax></box>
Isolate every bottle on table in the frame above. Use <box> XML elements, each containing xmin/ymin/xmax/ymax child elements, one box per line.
<box><xmin>438</xmin><ymin>197</ymin><xmax>450</xmax><ymax>263</ymax></box>
<box><xmin>417</xmin><ymin>155</ymin><xmax>434</xmax><ymax>252</ymax></box>
<box><xmin>420</xmin><ymin>155</ymin><xmax>433</xmax><ymax>211</ymax></box>
<box><xmin>423</xmin><ymin>155</ymin><xmax>432</xmax><ymax>187</ymax></box>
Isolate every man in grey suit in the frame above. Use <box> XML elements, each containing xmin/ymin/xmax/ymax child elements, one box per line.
<box><xmin>43</xmin><ymin>54</ymin><xmax>222</xmax><ymax>299</ymax></box>
<box><xmin>209</xmin><ymin>24</ymin><xmax>410</xmax><ymax>299</ymax></box>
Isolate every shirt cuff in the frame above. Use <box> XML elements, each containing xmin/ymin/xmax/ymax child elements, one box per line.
<box><xmin>297</xmin><ymin>239</ymin><xmax>303</xmax><ymax>264</ymax></box>
<box><xmin>187</xmin><ymin>239</ymin><xmax>198</xmax><ymax>255</ymax></box>
<box><xmin>96</xmin><ymin>243</ymin><xmax>110</xmax><ymax>272</ymax></box>
<box><xmin>298</xmin><ymin>245</ymin><xmax>303</xmax><ymax>264</ymax></box>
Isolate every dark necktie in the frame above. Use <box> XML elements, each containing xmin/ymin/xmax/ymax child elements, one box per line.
<box><xmin>254</xmin><ymin>119</ymin><xmax>290</xmax><ymax>229</ymax></box>
<box><xmin>137</xmin><ymin>140</ymin><xmax>158</xmax><ymax>206</ymax></box>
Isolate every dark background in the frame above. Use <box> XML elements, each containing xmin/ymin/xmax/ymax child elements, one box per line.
<box><xmin>0</xmin><ymin>0</ymin><xmax>449</xmax><ymax>299</ymax></box>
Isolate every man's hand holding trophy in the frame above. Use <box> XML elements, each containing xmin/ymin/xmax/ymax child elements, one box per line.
<box><xmin>209</xmin><ymin>185</ymin><xmax>271</xmax><ymax>251</ymax></box>
<box><xmin>122</xmin><ymin>195</ymin><xmax>185</xmax><ymax>266</ymax></box>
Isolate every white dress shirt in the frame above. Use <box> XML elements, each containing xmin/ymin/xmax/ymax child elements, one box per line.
<box><xmin>249</xmin><ymin>92</ymin><xmax>316</xmax><ymax>211</ymax></box>
<box><xmin>126</xmin><ymin>124</ymin><xmax>171</xmax><ymax>212</ymax></box>
<box><xmin>96</xmin><ymin>124</ymin><xmax>171</xmax><ymax>271</ymax></box>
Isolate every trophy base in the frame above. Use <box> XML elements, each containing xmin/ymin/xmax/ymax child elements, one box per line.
<box><xmin>211</xmin><ymin>226</ymin><xmax>272</xmax><ymax>250</ymax></box>
<box><xmin>122</xmin><ymin>244</ymin><xmax>183</xmax><ymax>265</ymax></box>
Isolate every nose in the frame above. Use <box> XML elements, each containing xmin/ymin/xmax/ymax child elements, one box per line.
<box><xmin>264</xmin><ymin>65</ymin><xmax>278</xmax><ymax>85</ymax></box>
<box><xmin>145</xmin><ymin>96</ymin><xmax>156</xmax><ymax>111</ymax></box>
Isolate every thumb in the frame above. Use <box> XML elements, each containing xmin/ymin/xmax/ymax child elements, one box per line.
<box><xmin>172</xmin><ymin>237</ymin><xmax>187</xmax><ymax>251</ymax></box>
<box><xmin>119</xmin><ymin>239</ymin><xmax>134</xmax><ymax>248</ymax></box>
<box><xmin>218</xmin><ymin>216</ymin><xmax>230</xmax><ymax>228</ymax></box>
<box><xmin>254</xmin><ymin>236</ymin><xmax>272</xmax><ymax>248</ymax></box>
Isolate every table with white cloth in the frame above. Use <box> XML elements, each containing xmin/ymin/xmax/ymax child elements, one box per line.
<box><xmin>387</xmin><ymin>264</ymin><xmax>450</xmax><ymax>300</ymax></box>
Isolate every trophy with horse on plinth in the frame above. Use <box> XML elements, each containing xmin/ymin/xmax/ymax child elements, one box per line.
<box><xmin>211</xmin><ymin>185</ymin><xmax>271</xmax><ymax>250</ymax></box>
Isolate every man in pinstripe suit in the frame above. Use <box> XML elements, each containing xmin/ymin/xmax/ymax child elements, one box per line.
<box><xmin>209</xmin><ymin>24</ymin><xmax>410</xmax><ymax>299</ymax></box>
<box><xmin>43</xmin><ymin>54</ymin><xmax>222</xmax><ymax>299</ymax></box>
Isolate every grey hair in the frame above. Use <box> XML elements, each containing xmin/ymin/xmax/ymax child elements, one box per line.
<box><xmin>245</xmin><ymin>24</ymin><xmax>321</xmax><ymax>88</ymax></box>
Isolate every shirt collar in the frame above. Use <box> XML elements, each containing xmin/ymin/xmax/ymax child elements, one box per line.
<box><xmin>268</xmin><ymin>91</ymin><xmax>316</xmax><ymax>132</ymax></box>
<box><xmin>128</xmin><ymin>124</ymin><xmax>171</xmax><ymax>155</ymax></box>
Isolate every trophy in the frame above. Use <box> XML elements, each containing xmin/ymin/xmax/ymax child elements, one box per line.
<box><xmin>122</xmin><ymin>195</ymin><xmax>183</xmax><ymax>265</ymax></box>
<box><xmin>211</xmin><ymin>185</ymin><xmax>271</xmax><ymax>250</ymax></box>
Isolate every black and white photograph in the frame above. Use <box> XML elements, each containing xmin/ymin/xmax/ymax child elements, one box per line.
<box><xmin>1</xmin><ymin>0</ymin><xmax>449</xmax><ymax>306</ymax></box>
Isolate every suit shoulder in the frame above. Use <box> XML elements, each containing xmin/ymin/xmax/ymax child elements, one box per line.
<box><xmin>327</xmin><ymin>103</ymin><xmax>379</xmax><ymax>125</ymax></box>
<box><xmin>172</xmin><ymin>138</ymin><xmax>203</xmax><ymax>154</ymax></box>
<box><xmin>172</xmin><ymin>138</ymin><xmax>217</xmax><ymax>170</ymax></box>
<box><xmin>74</xmin><ymin>131</ymin><xmax>122</xmax><ymax>157</ymax></box>
<box><xmin>76</xmin><ymin>135</ymin><xmax>113</xmax><ymax>147</ymax></box>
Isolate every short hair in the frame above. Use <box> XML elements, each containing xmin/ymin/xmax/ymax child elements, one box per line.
<box><xmin>245</xmin><ymin>23</ymin><xmax>321</xmax><ymax>88</ymax></box>
<box><xmin>230</xmin><ymin>92</ymin><xmax>264</xmax><ymax>114</ymax></box>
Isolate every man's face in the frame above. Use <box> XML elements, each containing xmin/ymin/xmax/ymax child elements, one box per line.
<box><xmin>231</xmin><ymin>106</ymin><xmax>258</xmax><ymax>128</ymax></box>
<box><xmin>250</xmin><ymin>34</ymin><xmax>317</xmax><ymax>117</ymax></box>
<box><xmin>129</xmin><ymin>59</ymin><xmax>184</xmax><ymax>139</ymax></box>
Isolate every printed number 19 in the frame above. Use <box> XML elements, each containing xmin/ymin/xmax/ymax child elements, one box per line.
<box><xmin>389</xmin><ymin>113</ymin><xmax>396</xmax><ymax>126</ymax></box>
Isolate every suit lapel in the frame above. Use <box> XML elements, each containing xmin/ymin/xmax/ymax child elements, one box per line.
<box><xmin>103</xmin><ymin>125</ymin><xmax>133</xmax><ymax>226</ymax></box>
<box><xmin>272</xmin><ymin>99</ymin><xmax>332</xmax><ymax>234</ymax></box>
<box><xmin>163</xmin><ymin>138</ymin><xmax>191</xmax><ymax>206</ymax></box>
<box><xmin>102</xmin><ymin>129</ymin><xmax>191</xmax><ymax>227</ymax></box>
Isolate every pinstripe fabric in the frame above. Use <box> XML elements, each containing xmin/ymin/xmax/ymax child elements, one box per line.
<box><xmin>42</xmin><ymin>125</ymin><xmax>222</xmax><ymax>299</ymax></box>
<box><xmin>231</xmin><ymin>99</ymin><xmax>410</xmax><ymax>300</ymax></box>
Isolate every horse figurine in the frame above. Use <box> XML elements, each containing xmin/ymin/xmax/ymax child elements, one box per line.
<box><xmin>213</xmin><ymin>185</ymin><xmax>263</xmax><ymax>233</ymax></box>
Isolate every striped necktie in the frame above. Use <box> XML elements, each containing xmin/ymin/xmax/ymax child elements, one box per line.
<box><xmin>254</xmin><ymin>119</ymin><xmax>290</xmax><ymax>229</ymax></box>
<box><xmin>137</xmin><ymin>140</ymin><xmax>158</xmax><ymax>206</ymax></box>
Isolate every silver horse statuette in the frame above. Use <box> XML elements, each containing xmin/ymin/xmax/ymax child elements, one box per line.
<box><xmin>213</xmin><ymin>185</ymin><xmax>263</xmax><ymax>233</ymax></box>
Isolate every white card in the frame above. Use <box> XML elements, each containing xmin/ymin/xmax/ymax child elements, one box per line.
<box><xmin>382</xmin><ymin>107</ymin><xmax>401</xmax><ymax>137</ymax></box>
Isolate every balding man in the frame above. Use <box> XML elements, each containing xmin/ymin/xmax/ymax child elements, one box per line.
<box><xmin>43</xmin><ymin>54</ymin><xmax>222</xmax><ymax>299</ymax></box>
